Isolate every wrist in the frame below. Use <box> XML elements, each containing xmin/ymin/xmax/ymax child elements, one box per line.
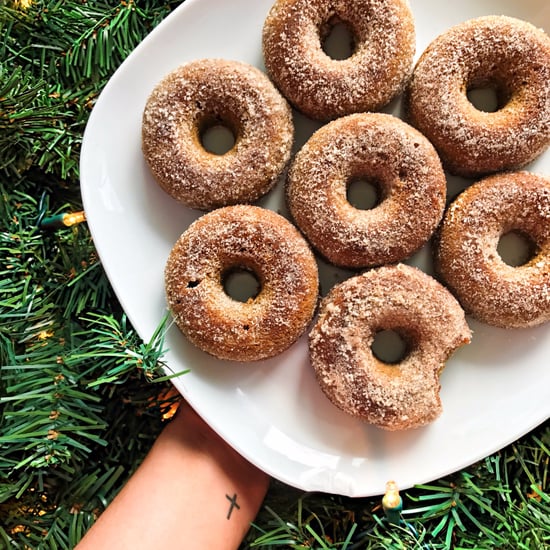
<box><xmin>162</xmin><ymin>401</ymin><xmax>269</xmax><ymax>489</ymax></box>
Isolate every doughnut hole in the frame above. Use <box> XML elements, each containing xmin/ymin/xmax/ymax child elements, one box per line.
<box><xmin>497</xmin><ymin>229</ymin><xmax>538</xmax><ymax>267</ymax></box>
<box><xmin>466</xmin><ymin>71</ymin><xmax>512</xmax><ymax>113</ymax></box>
<box><xmin>222</xmin><ymin>266</ymin><xmax>261</xmax><ymax>304</ymax></box>
<box><xmin>346</xmin><ymin>176</ymin><xmax>383</xmax><ymax>210</ymax></box>
<box><xmin>320</xmin><ymin>16</ymin><xmax>356</xmax><ymax>60</ymax></box>
<box><xmin>467</xmin><ymin>86</ymin><xmax>500</xmax><ymax>113</ymax></box>
<box><xmin>371</xmin><ymin>328</ymin><xmax>412</xmax><ymax>364</ymax></box>
<box><xmin>198</xmin><ymin>114</ymin><xmax>238</xmax><ymax>155</ymax></box>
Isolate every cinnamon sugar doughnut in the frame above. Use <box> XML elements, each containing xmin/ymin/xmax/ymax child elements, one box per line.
<box><xmin>262</xmin><ymin>0</ymin><xmax>415</xmax><ymax>120</ymax></box>
<box><xmin>142</xmin><ymin>59</ymin><xmax>293</xmax><ymax>210</ymax></box>
<box><xmin>286</xmin><ymin>113</ymin><xmax>447</xmax><ymax>269</ymax></box>
<box><xmin>165</xmin><ymin>205</ymin><xmax>319</xmax><ymax>362</ymax></box>
<box><xmin>309</xmin><ymin>264</ymin><xmax>471</xmax><ymax>430</ymax></box>
<box><xmin>435</xmin><ymin>171</ymin><xmax>550</xmax><ymax>329</ymax></box>
<box><xmin>406</xmin><ymin>16</ymin><xmax>550</xmax><ymax>177</ymax></box>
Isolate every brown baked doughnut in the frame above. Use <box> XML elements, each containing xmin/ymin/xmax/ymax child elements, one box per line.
<box><xmin>165</xmin><ymin>205</ymin><xmax>319</xmax><ymax>362</ymax></box>
<box><xmin>309</xmin><ymin>264</ymin><xmax>471</xmax><ymax>430</ymax></box>
<box><xmin>406</xmin><ymin>16</ymin><xmax>550</xmax><ymax>177</ymax></box>
<box><xmin>286</xmin><ymin>113</ymin><xmax>447</xmax><ymax>269</ymax></box>
<box><xmin>435</xmin><ymin>171</ymin><xmax>550</xmax><ymax>329</ymax></box>
<box><xmin>142</xmin><ymin>59</ymin><xmax>293</xmax><ymax>210</ymax></box>
<box><xmin>262</xmin><ymin>0</ymin><xmax>415</xmax><ymax>120</ymax></box>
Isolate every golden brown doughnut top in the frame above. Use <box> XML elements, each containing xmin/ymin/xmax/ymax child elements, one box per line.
<box><xmin>165</xmin><ymin>205</ymin><xmax>319</xmax><ymax>361</ymax></box>
<box><xmin>262</xmin><ymin>0</ymin><xmax>415</xmax><ymax>119</ymax></box>
<box><xmin>436</xmin><ymin>171</ymin><xmax>550</xmax><ymax>328</ymax></box>
<box><xmin>142</xmin><ymin>59</ymin><xmax>293</xmax><ymax>210</ymax></box>
<box><xmin>406</xmin><ymin>16</ymin><xmax>550</xmax><ymax>176</ymax></box>
<box><xmin>309</xmin><ymin>264</ymin><xmax>471</xmax><ymax>430</ymax></box>
<box><xmin>287</xmin><ymin>113</ymin><xmax>446</xmax><ymax>268</ymax></box>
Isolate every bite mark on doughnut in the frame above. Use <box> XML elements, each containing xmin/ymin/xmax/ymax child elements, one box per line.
<box><xmin>309</xmin><ymin>264</ymin><xmax>471</xmax><ymax>431</ymax></box>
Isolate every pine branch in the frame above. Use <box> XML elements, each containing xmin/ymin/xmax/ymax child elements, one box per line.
<box><xmin>1</xmin><ymin>1</ymin><xmax>183</xmax><ymax>547</ymax></box>
<box><xmin>1</xmin><ymin>176</ymin><xmax>175</xmax><ymax>546</ymax></box>
<box><xmin>0</xmin><ymin>181</ymin><xmax>110</xmax><ymax>351</ymax></box>
<box><xmin>1</xmin><ymin>0</ymin><xmax>181</xmax><ymax>181</ymax></box>
<box><xmin>0</xmin><ymin>311</ymin><xmax>176</xmax><ymax>545</ymax></box>
<box><xmin>0</xmin><ymin>64</ymin><xmax>71</xmax><ymax>178</ymax></box>
<box><xmin>1</xmin><ymin>293</ymin><xmax>172</xmax><ymax>486</ymax></box>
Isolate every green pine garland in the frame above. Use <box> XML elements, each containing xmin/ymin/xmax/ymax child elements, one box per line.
<box><xmin>0</xmin><ymin>1</ymin><xmax>549</xmax><ymax>549</ymax></box>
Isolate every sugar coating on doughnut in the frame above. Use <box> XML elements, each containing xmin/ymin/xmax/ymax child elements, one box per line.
<box><xmin>287</xmin><ymin>113</ymin><xmax>446</xmax><ymax>268</ymax></box>
<box><xmin>142</xmin><ymin>59</ymin><xmax>293</xmax><ymax>210</ymax></box>
<box><xmin>165</xmin><ymin>205</ymin><xmax>319</xmax><ymax>362</ymax></box>
<box><xmin>435</xmin><ymin>171</ymin><xmax>550</xmax><ymax>328</ymax></box>
<box><xmin>262</xmin><ymin>0</ymin><xmax>415</xmax><ymax>120</ymax></box>
<box><xmin>309</xmin><ymin>264</ymin><xmax>471</xmax><ymax>430</ymax></box>
<box><xmin>406</xmin><ymin>16</ymin><xmax>550</xmax><ymax>177</ymax></box>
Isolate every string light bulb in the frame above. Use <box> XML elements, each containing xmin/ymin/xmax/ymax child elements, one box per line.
<box><xmin>14</xmin><ymin>0</ymin><xmax>33</xmax><ymax>9</ymax></box>
<box><xmin>39</xmin><ymin>211</ymin><xmax>86</xmax><ymax>230</ymax></box>
<box><xmin>382</xmin><ymin>480</ymin><xmax>403</xmax><ymax>525</ymax></box>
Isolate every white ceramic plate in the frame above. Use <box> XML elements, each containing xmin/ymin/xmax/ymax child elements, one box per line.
<box><xmin>80</xmin><ymin>0</ymin><xmax>550</xmax><ymax>497</ymax></box>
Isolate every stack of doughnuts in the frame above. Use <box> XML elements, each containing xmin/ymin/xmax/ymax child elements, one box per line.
<box><xmin>142</xmin><ymin>0</ymin><xmax>550</xmax><ymax>430</ymax></box>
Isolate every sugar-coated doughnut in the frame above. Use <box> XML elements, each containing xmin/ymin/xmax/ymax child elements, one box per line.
<box><xmin>435</xmin><ymin>171</ymin><xmax>550</xmax><ymax>329</ymax></box>
<box><xmin>262</xmin><ymin>0</ymin><xmax>415</xmax><ymax>120</ymax></box>
<box><xmin>286</xmin><ymin>113</ymin><xmax>447</xmax><ymax>269</ymax></box>
<box><xmin>406</xmin><ymin>16</ymin><xmax>550</xmax><ymax>177</ymax></box>
<box><xmin>309</xmin><ymin>264</ymin><xmax>471</xmax><ymax>430</ymax></box>
<box><xmin>165</xmin><ymin>205</ymin><xmax>319</xmax><ymax>362</ymax></box>
<box><xmin>142</xmin><ymin>59</ymin><xmax>293</xmax><ymax>210</ymax></box>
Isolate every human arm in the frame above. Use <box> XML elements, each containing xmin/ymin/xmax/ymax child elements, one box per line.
<box><xmin>75</xmin><ymin>402</ymin><xmax>270</xmax><ymax>550</ymax></box>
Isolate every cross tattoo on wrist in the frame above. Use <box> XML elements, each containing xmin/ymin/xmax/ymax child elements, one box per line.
<box><xmin>225</xmin><ymin>493</ymin><xmax>240</xmax><ymax>520</ymax></box>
